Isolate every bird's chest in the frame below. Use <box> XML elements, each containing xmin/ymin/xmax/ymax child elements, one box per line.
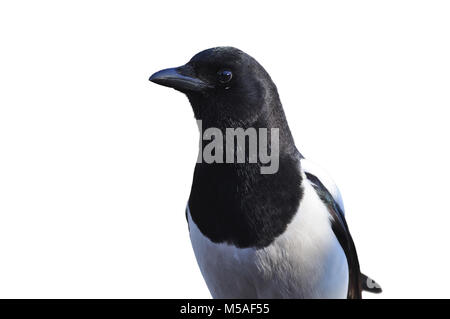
<box><xmin>187</xmin><ymin>182</ymin><xmax>349</xmax><ymax>299</ymax></box>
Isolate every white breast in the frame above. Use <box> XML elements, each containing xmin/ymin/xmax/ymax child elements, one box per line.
<box><xmin>187</xmin><ymin>173</ymin><xmax>349</xmax><ymax>299</ymax></box>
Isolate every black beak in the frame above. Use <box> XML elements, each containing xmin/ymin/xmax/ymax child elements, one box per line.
<box><xmin>149</xmin><ymin>66</ymin><xmax>211</xmax><ymax>92</ymax></box>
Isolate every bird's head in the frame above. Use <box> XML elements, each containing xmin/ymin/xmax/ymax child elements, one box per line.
<box><xmin>149</xmin><ymin>47</ymin><xmax>280</xmax><ymax>128</ymax></box>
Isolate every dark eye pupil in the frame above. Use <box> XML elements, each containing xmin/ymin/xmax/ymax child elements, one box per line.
<box><xmin>218</xmin><ymin>70</ymin><xmax>232</xmax><ymax>83</ymax></box>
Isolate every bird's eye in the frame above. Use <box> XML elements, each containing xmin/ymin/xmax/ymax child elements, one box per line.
<box><xmin>217</xmin><ymin>70</ymin><xmax>232</xmax><ymax>84</ymax></box>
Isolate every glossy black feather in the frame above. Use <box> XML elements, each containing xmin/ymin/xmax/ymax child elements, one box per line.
<box><xmin>185</xmin><ymin>48</ymin><xmax>303</xmax><ymax>248</ymax></box>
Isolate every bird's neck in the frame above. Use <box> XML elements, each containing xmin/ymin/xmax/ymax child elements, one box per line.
<box><xmin>188</xmin><ymin>114</ymin><xmax>303</xmax><ymax>248</ymax></box>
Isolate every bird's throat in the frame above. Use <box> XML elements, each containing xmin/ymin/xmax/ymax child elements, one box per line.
<box><xmin>188</xmin><ymin>142</ymin><xmax>303</xmax><ymax>248</ymax></box>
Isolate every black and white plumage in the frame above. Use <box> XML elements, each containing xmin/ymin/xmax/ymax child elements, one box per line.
<box><xmin>149</xmin><ymin>47</ymin><xmax>381</xmax><ymax>299</ymax></box>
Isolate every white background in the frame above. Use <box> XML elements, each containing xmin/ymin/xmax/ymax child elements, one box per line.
<box><xmin>0</xmin><ymin>1</ymin><xmax>449</xmax><ymax>298</ymax></box>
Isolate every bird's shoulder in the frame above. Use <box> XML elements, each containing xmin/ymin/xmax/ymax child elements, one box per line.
<box><xmin>300</xmin><ymin>158</ymin><xmax>345</xmax><ymax>214</ymax></box>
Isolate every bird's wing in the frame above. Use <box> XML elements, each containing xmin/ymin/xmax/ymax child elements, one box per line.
<box><xmin>301</xmin><ymin>158</ymin><xmax>381</xmax><ymax>298</ymax></box>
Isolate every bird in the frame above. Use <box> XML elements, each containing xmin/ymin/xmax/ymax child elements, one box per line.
<box><xmin>149</xmin><ymin>47</ymin><xmax>381</xmax><ymax>299</ymax></box>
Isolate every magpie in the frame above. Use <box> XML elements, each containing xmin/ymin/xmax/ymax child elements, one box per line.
<box><xmin>149</xmin><ymin>47</ymin><xmax>381</xmax><ymax>298</ymax></box>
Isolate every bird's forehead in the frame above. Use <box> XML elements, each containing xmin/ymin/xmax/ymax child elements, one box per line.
<box><xmin>189</xmin><ymin>47</ymin><xmax>246</xmax><ymax>68</ymax></box>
